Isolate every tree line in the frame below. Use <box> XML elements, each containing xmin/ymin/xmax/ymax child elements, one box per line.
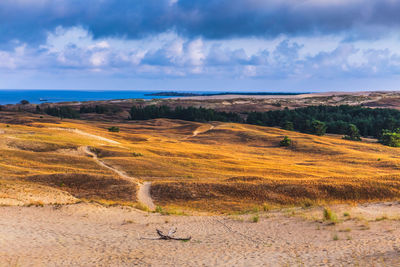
<box><xmin>246</xmin><ymin>105</ymin><xmax>400</xmax><ymax>138</ymax></box>
<box><xmin>129</xmin><ymin>105</ymin><xmax>242</xmax><ymax>122</ymax></box>
<box><xmin>42</xmin><ymin>104</ymin><xmax>122</xmax><ymax>118</ymax></box>
<box><xmin>129</xmin><ymin>105</ymin><xmax>400</xmax><ymax>146</ymax></box>
<box><xmin>39</xmin><ymin>104</ymin><xmax>400</xmax><ymax>147</ymax></box>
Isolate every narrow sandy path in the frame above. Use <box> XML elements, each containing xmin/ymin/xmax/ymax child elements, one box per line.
<box><xmin>185</xmin><ymin>124</ymin><xmax>215</xmax><ymax>139</ymax></box>
<box><xmin>137</xmin><ymin>182</ymin><xmax>155</xmax><ymax>210</ymax></box>
<box><xmin>50</xmin><ymin>127</ymin><xmax>120</xmax><ymax>144</ymax></box>
<box><xmin>83</xmin><ymin>146</ymin><xmax>155</xmax><ymax>210</ymax></box>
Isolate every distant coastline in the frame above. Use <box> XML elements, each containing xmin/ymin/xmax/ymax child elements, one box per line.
<box><xmin>0</xmin><ymin>90</ymin><xmax>310</xmax><ymax>105</ymax></box>
<box><xmin>146</xmin><ymin>91</ymin><xmax>308</xmax><ymax>97</ymax></box>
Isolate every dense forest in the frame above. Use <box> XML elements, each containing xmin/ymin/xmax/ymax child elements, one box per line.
<box><xmin>43</xmin><ymin>104</ymin><xmax>121</xmax><ymax>118</ymax></box>
<box><xmin>44</xmin><ymin>106</ymin><xmax>80</xmax><ymax>119</ymax></box>
<box><xmin>130</xmin><ymin>105</ymin><xmax>242</xmax><ymax>122</ymax></box>
<box><xmin>246</xmin><ymin>105</ymin><xmax>400</xmax><ymax>138</ymax></box>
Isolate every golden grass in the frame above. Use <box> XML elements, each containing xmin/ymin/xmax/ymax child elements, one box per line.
<box><xmin>2</xmin><ymin>112</ymin><xmax>400</xmax><ymax>211</ymax></box>
<box><xmin>24</xmin><ymin>173</ymin><xmax>137</xmax><ymax>204</ymax></box>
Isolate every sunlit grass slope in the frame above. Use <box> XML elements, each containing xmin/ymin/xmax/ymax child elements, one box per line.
<box><xmin>1</xmin><ymin>111</ymin><xmax>400</xmax><ymax>211</ymax></box>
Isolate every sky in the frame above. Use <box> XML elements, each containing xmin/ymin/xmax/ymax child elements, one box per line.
<box><xmin>1</xmin><ymin>0</ymin><xmax>400</xmax><ymax>92</ymax></box>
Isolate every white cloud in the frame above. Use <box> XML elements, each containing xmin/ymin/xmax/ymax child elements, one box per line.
<box><xmin>0</xmin><ymin>26</ymin><xmax>400</xmax><ymax>85</ymax></box>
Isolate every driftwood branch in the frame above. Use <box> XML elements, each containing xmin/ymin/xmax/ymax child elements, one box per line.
<box><xmin>139</xmin><ymin>228</ymin><xmax>191</xmax><ymax>241</ymax></box>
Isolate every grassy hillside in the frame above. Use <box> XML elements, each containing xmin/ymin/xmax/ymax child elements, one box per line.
<box><xmin>1</xmin><ymin>111</ymin><xmax>400</xmax><ymax>212</ymax></box>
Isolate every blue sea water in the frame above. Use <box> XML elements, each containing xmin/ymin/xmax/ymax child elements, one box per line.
<box><xmin>0</xmin><ymin>90</ymin><xmax>200</xmax><ymax>105</ymax></box>
<box><xmin>0</xmin><ymin>90</ymin><xmax>307</xmax><ymax>105</ymax></box>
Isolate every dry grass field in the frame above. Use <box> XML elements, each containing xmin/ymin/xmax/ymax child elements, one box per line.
<box><xmin>1</xmin><ymin>111</ymin><xmax>400</xmax><ymax>213</ymax></box>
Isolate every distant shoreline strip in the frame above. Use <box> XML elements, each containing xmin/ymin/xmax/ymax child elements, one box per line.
<box><xmin>145</xmin><ymin>91</ymin><xmax>309</xmax><ymax>97</ymax></box>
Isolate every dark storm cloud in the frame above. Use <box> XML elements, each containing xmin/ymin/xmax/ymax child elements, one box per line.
<box><xmin>1</xmin><ymin>0</ymin><xmax>400</xmax><ymax>44</ymax></box>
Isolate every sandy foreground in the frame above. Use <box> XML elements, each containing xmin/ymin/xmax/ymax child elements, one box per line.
<box><xmin>1</xmin><ymin>203</ymin><xmax>400</xmax><ymax>266</ymax></box>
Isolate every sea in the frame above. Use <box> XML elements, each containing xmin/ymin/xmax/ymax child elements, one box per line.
<box><xmin>0</xmin><ymin>90</ymin><xmax>305</xmax><ymax>105</ymax></box>
<box><xmin>0</xmin><ymin>90</ymin><xmax>200</xmax><ymax>105</ymax></box>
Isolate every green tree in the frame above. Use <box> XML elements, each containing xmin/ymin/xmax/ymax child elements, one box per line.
<box><xmin>282</xmin><ymin>121</ymin><xmax>294</xmax><ymax>131</ymax></box>
<box><xmin>379</xmin><ymin>129</ymin><xmax>400</xmax><ymax>147</ymax></box>
<box><xmin>280</xmin><ymin>136</ymin><xmax>292</xmax><ymax>147</ymax></box>
<box><xmin>311</xmin><ymin>120</ymin><xmax>327</xmax><ymax>136</ymax></box>
<box><xmin>343</xmin><ymin>124</ymin><xmax>361</xmax><ymax>141</ymax></box>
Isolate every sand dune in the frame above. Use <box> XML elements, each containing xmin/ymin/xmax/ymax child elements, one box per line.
<box><xmin>1</xmin><ymin>203</ymin><xmax>400</xmax><ymax>266</ymax></box>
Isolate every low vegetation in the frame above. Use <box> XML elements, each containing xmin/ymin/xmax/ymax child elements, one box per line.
<box><xmin>323</xmin><ymin>208</ymin><xmax>338</xmax><ymax>223</ymax></box>
<box><xmin>379</xmin><ymin>129</ymin><xmax>400</xmax><ymax>147</ymax></box>
<box><xmin>252</xmin><ymin>214</ymin><xmax>259</xmax><ymax>223</ymax></box>
<box><xmin>279</xmin><ymin>136</ymin><xmax>292</xmax><ymax>147</ymax></box>
<box><xmin>2</xmin><ymin>111</ymin><xmax>400</xmax><ymax>212</ymax></box>
<box><xmin>108</xmin><ymin>126</ymin><xmax>120</xmax><ymax>132</ymax></box>
<box><xmin>35</xmin><ymin>103</ymin><xmax>400</xmax><ymax>148</ymax></box>
<box><xmin>128</xmin><ymin>104</ymin><xmax>400</xmax><ymax>146</ymax></box>
<box><xmin>247</xmin><ymin>105</ymin><xmax>400</xmax><ymax>138</ymax></box>
<box><xmin>44</xmin><ymin>106</ymin><xmax>80</xmax><ymax>119</ymax></box>
<box><xmin>130</xmin><ymin>105</ymin><xmax>242</xmax><ymax>122</ymax></box>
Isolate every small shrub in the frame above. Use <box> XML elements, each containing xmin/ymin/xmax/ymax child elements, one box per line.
<box><xmin>251</xmin><ymin>206</ymin><xmax>260</xmax><ymax>213</ymax></box>
<box><xmin>135</xmin><ymin>202</ymin><xmax>150</xmax><ymax>212</ymax></box>
<box><xmin>108</xmin><ymin>126</ymin><xmax>120</xmax><ymax>132</ymax></box>
<box><xmin>343</xmin><ymin>212</ymin><xmax>350</xmax><ymax>217</ymax></box>
<box><xmin>323</xmin><ymin>208</ymin><xmax>338</xmax><ymax>223</ymax></box>
<box><xmin>333</xmin><ymin>234</ymin><xmax>339</xmax><ymax>241</ymax></box>
<box><xmin>301</xmin><ymin>199</ymin><xmax>313</xmax><ymax>209</ymax></box>
<box><xmin>279</xmin><ymin>136</ymin><xmax>292</xmax><ymax>147</ymax></box>
<box><xmin>262</xmin><ymin>203</ymin><xmax>273</xmax><ymax>211</ymax></box>
<box><xmin>155</xmin><ymin>205</ymin><xmax>163</xmax><ymax>213</ymax></box>
<box><xmin>132</xmin><ymin>152</ymin><xmax>143</xmax><ymax>157</ymax></box>
<box><xmin>20</xmin><ymin>100</ymin><xmax>30</xmax><ymax>105</ymax></box>
<box><xmin>252</xmin><ymin>215</ymin><xmax>259</xmax><ymax>223</ymax></box>
<box><xmin>27</xmin><ymin>201</ymin><xmax>44</xmax><ymax>207</ymax></box>
<box><xmin>375</xmin><ymin>215</ymin><xmax>388</xmax><ymax>221</ymax></box>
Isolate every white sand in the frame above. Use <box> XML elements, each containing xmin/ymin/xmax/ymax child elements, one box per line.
<box><xmin>1</xmin><ymin>202</ymin><xmax>400</xmax><ymax>266</ymax></box>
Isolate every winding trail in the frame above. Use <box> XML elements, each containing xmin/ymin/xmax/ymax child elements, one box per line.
<box><xmin>186</xmin><ymin>124</ymin><xmax>215</xmax><ymax>139</ymax></box>
<box><xmin>83</xmin><ymin>146</ymin><xmax>155</xmax><ymax>211</ymax></box>
<box><xmin>50</xmin><ymin>127</ymin><xmax>120</xmax><ymax>145</ymax></box>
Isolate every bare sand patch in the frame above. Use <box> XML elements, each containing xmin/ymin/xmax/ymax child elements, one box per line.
<box><xmin>1</xmin><ymin>203</ymin><xmax>400</xmax><ymax>266</ymax></box>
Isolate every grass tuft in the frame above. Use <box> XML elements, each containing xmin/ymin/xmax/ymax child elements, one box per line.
<box><xmin>135</xmin><ymin>202</ymin><xmax>150</xmax><ymax>212</ymax></box>
<box><xmin>333</xmin><ymin>233</ymin><xmax>339</xmax><ymax>241</ymax></box>
<box><xmin>155</xmin><ymin>205</ymin><xmax>163</xmax><ymax>213</ymax></box>
<box><xmin>375</xmin><ymin>215</ymin><xmax>388</xmax><ymax>221</ymax></box>
<box><xmin>323</xmin><ymin>208</ymin><xmax>338</xmax><ymax>223</ymax></box>
<box><xmin>251</xmin><ymin>214</ymin><xmax>259</xmax><ymax>223</ymax></box>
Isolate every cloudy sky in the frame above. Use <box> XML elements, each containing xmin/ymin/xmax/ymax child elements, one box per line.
<box><xmin>1</xmin><ymin>0</ymin><xmax>400</xmax><ymax>91</ymax></box>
